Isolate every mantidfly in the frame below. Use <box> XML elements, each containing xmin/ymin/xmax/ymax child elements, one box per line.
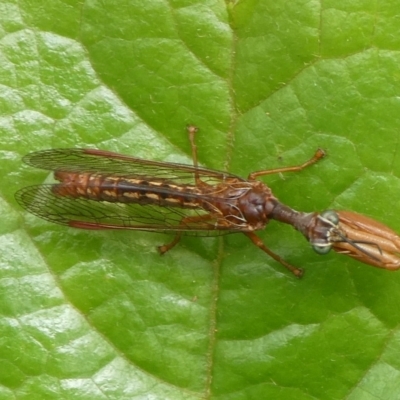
<box><xmin>15</xmin><ymin>126</ymin><xmax>400</xmax><ymax>276</ymax></box>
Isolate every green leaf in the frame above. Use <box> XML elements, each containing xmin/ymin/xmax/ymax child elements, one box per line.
<box><xmin>2</xmin><ymin>0</ymin><xmax>400</xmax><ymax>399</ymax></box>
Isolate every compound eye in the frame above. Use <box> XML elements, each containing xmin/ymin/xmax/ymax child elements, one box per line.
<box><xmin>312</xmin><ymin>243</ymin><xmax>332</xmax><ymax>255</ymax></box>
<box><xmin>320</xmin><ymin>210</ymin><xmax>339</xmax><ymax>225</ymax></box>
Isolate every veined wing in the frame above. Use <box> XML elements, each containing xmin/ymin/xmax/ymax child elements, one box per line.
<box><xmin>22</xmin><ymin>148</ymin><xmax>244</xmax><ymax>185</ymax></box>
<box><xmin>15</xmin><ymin>185</ymin><xmax>251</xmax><ymax>235</ymax></box>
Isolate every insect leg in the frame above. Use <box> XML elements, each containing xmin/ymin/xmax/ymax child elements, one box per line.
<box><xmin>158</xmin><ymin>213</ymin><xmax>214</xmax><ymax>254</ymax></box>
<box><xmin>187</xmin><ymin>125</ymin><xmax>199</xmax><ymax>167</ymax></box>
<box><xmin>248</xmin><ymin>149</ymin><xmax>325</xmax><ymax>180</ymax></box>
<box><xmin>158</xmin><ymin>232</ymin><xmax>183</xmax><ymax>254</ymax></box>
<box><xmin>187</xmin><ymin>125</ymin><xmax>205</xmax><ymax>186</ymax></box>
<box><xmin>244</xmin><ymin>232</ymin><xmax>303</xmax><ymax>277</ymax></box>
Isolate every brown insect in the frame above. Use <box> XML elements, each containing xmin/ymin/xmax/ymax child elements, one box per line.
<box><xmin>15</xmin><ymin>126</ymin><xmax>400</xmax><ymax>276</ymax></box>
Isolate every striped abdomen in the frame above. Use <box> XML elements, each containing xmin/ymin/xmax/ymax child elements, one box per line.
<box><xmin>53</xmin><ymin>171</ymin><xmax>204</xmax><ymax>209</ymax></box>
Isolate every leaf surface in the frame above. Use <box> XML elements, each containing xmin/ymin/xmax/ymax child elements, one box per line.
<box><xmin>2</xmin><ymin>1</ymin><xmax>400</xmax><ymax>399</ymax></box>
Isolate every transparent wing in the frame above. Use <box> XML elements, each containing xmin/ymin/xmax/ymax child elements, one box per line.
<box><xmin>15</xmin><ymin>185</ymin><xmax>248</xmax><ymax>235</ymax></box>
<box><xmin>22</xmin><ymin>148</ymin><xmax>244</xmax><ymax>185</ymax></box>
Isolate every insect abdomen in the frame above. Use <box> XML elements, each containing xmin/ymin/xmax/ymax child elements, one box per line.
<box><xmin>53</xmin><ymin>171</ymin><xmax>202</xmax><ymax>208</ymax></box>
